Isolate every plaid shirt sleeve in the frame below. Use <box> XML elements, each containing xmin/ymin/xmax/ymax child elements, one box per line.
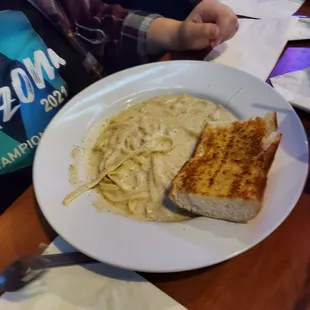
<box><xmin>121</xmin><ymin>11</ymin><xmax>163</xmax><ymax>66</ymax></box>
<box><xmin>31</xmin><ymin>0</ymin><xmax>164</xmax><ymax>75</ymax></box>
<box><xmin>84</xmin><ymin>4</ymin><xmax>164</xmax><ymax>74</ymax></box>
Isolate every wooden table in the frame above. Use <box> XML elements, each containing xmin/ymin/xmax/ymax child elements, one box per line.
<box><xmin>1</xmin><ymin>5</ymin><xmax>310</xmax><ymax>310</ymax></box>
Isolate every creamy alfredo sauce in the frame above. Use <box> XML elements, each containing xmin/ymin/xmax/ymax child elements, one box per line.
<box><xmin>67</xmin><ymin>94</ymin><xmax>236</xmax><ymax>222</ymax></box>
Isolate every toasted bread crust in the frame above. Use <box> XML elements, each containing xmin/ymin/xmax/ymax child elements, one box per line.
<box><xmin>264</xmin><ymin>111</ymin><xmax>278</xmax><ymax>134</ymax></box>
<box><xmin>170</xmin><ymin>113</ymin><xmax>281</xmax><ymax>206</ymax></box>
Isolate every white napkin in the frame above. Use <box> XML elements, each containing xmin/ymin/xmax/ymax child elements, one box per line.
<box><xmin>205</xmin><ymin>18</ymin><xmax>295</xmax><ymax>81</ymax></box>
<box><xmin>219</xmin><ymin>0</ymin><xmax>304</xmax><ymax>19</ymax></box>
<box><xmin>270</xmin><ymin>67</ymin><xmax>310</xmax><ymax>112</ymax></box>
<box><xmin>288</xmin><ymin>18</ymin><xmax>310</xmax><ymax>40</ymax></box>
<box><xmin>0</xmin><ymin>237</ymin><xmax>187</xmax><ymax>310</ymax></box>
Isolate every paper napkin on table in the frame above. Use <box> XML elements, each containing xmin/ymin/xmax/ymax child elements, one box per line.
<box><xmin>0</xmin><ymin>237</ymin><xmax>187</xmax><ymax>310</ymax></box>
<box><xmin>288</xmin><ymin>18</ymin><xmax>310</xmax><ymax>40</ymax></box>
<box><xmin>270</xmin><ymin>67</ymin><xmax>310</xmax><ymax>112</ymax></box>
<box><xmin>205</xmin><ymin>18</ymin><xmax>295</xmax><ymax>81</ymax></box>
<box><xmin>219</xmin><ymin>0</ymin><xmax>304</xmax><ymax>19</ymax></box>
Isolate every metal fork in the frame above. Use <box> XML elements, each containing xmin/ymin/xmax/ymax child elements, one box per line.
<box><xmin>0</xmin><ymin>252</ymin><xmax>97</xmax><ymax>292</ymax></box>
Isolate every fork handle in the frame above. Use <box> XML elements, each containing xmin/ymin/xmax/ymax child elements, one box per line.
<box><xmin>28</xmin><ymin>252</ymin><xmax>97</xmax><ymax>270</ymax></box>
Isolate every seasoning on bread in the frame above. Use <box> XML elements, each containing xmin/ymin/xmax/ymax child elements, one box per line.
<box><xmin>169</xmin><ymin>112</ymin><xmax>281</xmax><ymax>223</ymax></box>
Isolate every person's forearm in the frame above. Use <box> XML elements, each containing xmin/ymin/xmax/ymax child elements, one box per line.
<box><xmin>146</xmin><ymin>18</ymin><xmax>183</xmax><ymax>53</ymax></box>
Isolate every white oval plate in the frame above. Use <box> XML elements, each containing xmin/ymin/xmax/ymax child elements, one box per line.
<box><xmin>34</xmin><ymin>61</ymin><xmax>309</xmax><ymax>272</ymax></box>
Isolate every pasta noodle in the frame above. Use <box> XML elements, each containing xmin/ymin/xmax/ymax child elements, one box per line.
<box><xmin>64</xmin><ymin>94</ymin><xmax>236</xmax><ymax>221</ymax></box>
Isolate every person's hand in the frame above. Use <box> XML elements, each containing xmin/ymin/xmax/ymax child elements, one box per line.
<box><xmin>178</xmin><ymin>0</ymin><xmax>238</xmax><ymax>49</ymax></box>
<box><xmin>147</xmin><ymin>0</ymin><xmax>238</xmax><ymax>52</ymax></box>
